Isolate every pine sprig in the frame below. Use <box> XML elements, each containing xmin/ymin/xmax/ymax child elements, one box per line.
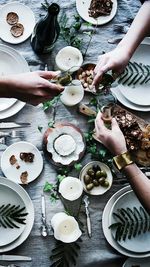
<box><xmin>50</xmin><ymin>238</ymin><xmax>82</xmax><ymax>267</ymax></box>
<box><xmin>0</xmin><ymin>204</ymin><xmax>28</xmax><ymax>228</ymax></box>
<box><xmin>109</xmin><ymin>206</ymin><xmax>150</xmax><ymax>242</ymax></box>
<box><xmin>118</xmin><ymin>61</ymin><xmax>150</xmax><ymax>86</ymax></box>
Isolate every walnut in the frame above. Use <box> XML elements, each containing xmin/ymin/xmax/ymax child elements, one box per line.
<box><xmin>20</xmin><ymin>171</ymin><xmax>28</xmax><ymax>184</ymax></box>
<box><xmin>20</xmin><ymin>152</ymin><xmax>34</xmax><ymax>163</ymax></box>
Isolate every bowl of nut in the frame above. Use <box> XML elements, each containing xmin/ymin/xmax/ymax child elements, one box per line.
<box><xmin>75</xmin><ymin>63</ymin><xmax>96</xmax><ymax>93</ymax></box>
<box><xmin>79</xmin><ymin>161</ymin><xmax>113</xmax><ymax>195</ymax></box>
<box><xmin>74</xmin><ymin>63</ymin><xmax>114</xmax><ymax>94</ymax></box>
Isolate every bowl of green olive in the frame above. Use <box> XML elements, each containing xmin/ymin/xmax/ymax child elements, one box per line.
<box><xmin>79</xmin><ymin>161</ymin><xmax>113</xmax><ymax>195</ymax></box>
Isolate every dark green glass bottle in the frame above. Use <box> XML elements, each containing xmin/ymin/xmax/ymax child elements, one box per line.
<box><xmin>31</xmin><ymin>3</ymin><xmax>60</xmax><ymax>54</ymax></box>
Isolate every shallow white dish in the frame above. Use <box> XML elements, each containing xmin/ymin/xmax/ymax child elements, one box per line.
<box><xmin>102</xmin><ymin>186</ymin><xmax>150</xmax><ymax>258</ymax></box>
<box><xmin>0</xmin><ymin>177</ymin><xmax>34</xmax><ymax>252</ymax></box>
<box><xmin>0</xmin><ymin>100</ymin><xmax>25</xmax><ymax>120</ymax></box>
<box><xmin>123</xmin><ymin>257</ymin><xmax>150</xmax><ymax>267</ymax></box>
<box><xmin>1</xmin><ymin>141</ymin><xmax>43</xmax><ymax>184</ymax></box>
<box><xmin>0</xmin><ymin>44</ymin><xmax>29</xmax><ymax>118</ymax></box>
<box><xmin>0</xmin><ymin>2</ymin><xmax>35</xmax><ymax>44</ymax></box>
<box><xmin>111</xmin><ymin>87</ymin><xmax>150</xmax><ymax>112</ymax></box>
<box><xmin>110</xmin><ymin>190</ymin><xmax>150</xmax><ymax>253</ymax></box>
<box><xmin>116</xmin><ymin>41</ymin><xmax>150</xmax><ymax>106</ymax></box>
<box><xmin>0</xmin><ymin>183</ymin><xmax>26</xmax><ymax>246</ymax></box>
<box><xmin>79</xmin><ymin>161</ymin><xmax>113</xmax><ymax>195</ymax></box>
<box><xmin>76</xmin><ymin>0</ymin><xmax>117</xmax><ymax>25</ymax></box>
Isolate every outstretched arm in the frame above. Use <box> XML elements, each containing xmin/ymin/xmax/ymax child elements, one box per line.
<box><xmin>95</xmin><ymin>111</ymin><xmax>150</xmax><ymax>214</ymax></box>
<box><xmin>0</xmin><ymin>71</ymin><xmax>63</xmax><ymax>105</ymax></box>
<box><xmin>93</xmin><ymin>1</ymin><xmax>150</xmax><ymax>86</ymax></box>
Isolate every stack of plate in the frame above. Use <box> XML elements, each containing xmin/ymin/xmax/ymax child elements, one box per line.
<box><xmin>111</xmin><ymin>38</ymin><xmax>150</xmax><ymax>112</ymax></box>
<box><xmin>123</xmin><ymin>257</ymin><xmax>150</xmax><ymax>267</ymax></box>
<box><xmin>0</xmin><ymin>44</ymin><xmax>29</xmax><ymax>119</ymax></box>
<box><xmin>102</xmin><ymin>185</ymin><xmax>150</xmax><ymax>258</ymax></box>
<box><xmin>0</xmin><ymin>177</ymin><xmax>34</xmax><ymax>252</ymax></box>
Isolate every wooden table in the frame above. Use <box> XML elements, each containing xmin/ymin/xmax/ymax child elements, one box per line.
<box><xmin>0</xmin><ymin>0</ymin><xmax>149</xmax><ymax>266</ymax></box>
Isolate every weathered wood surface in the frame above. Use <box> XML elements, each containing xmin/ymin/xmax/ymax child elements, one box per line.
<box><xmin>0</xmin><ymin>0</ymin><xmax>149</xmax><ymax>267</ymax></box>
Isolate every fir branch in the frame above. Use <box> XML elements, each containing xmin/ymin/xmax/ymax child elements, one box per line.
<box><xmin>50</xmin><ymin>238</ymin><xmax>82</xmax><ymax>267</ymax></box>
<box><xmin>109</xmin><ymin>206</ymin><xmax>150</xmax><ymax>242</ymax></box>
<box><xmin>118</xmin><ymin>61</ymin><xmax>150</xmax><ymax>86</ymax></box>
<box><xmin>0</xmin><ymin>204</ymin><xmax>28</xmax><ymax>228</ymax></box>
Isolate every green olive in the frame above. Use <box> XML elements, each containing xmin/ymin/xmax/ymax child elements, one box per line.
<box><xmin>95</xmin><ymin>170</ymin><xmax>102</xmax><ymax>179</ymax></box>
<box><xmin>86</xmin><ymin>183</ymin><xmax>94</xmax><ymax>191</ymax></box>
<box><xmin>99</xmin><ymin>170</ymin><xmax>107</xmax><ymax>178</ymax></box>
<box><xmin>98</xmin><ymin>177</ymin><xmax>106</xmax><ymax>185</ymax></box>
<box><xmin>87</xmin><ymin>168</ymin><xmax>95</xmax><ymax>178</ymax></box>
<box><xmin>93</xmin><ymin>165</ymin><xmax>101</xmax><ymax>173</ymax></box>
<box><xmin>93</xmin><ymin>179</ymin><xmax>99</xmax><ymax>186</ymax></box>
<box><xmin>103</xmin><ymin>180</ymin><xmax>110</xmax><ymax>188</ymax></box>
<box><xmin>84</xmin><ymin>174</ymin><xmax>92</xmax><ymax>185</ymax></box>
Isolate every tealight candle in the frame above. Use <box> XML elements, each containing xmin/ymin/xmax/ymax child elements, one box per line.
<box><xmin>59</xmin><ymin>176</ymin><xmax>83</xmax><ymax>201</ymax></box>
<box><xmin>55</xmin><ymin>46</ymin><xmax>83</xmax><ymax>72</ymax></box>
<box><xmin>60</xmin><ymin>81</ymin><xmax>84</xmax><ymax>107</ymax></box>
<box><xmin>51</xmin><ymin>212</ymin><xmax>82</xmax><ymax>243</ymax></box>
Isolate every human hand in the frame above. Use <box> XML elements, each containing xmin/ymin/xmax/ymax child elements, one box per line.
<box><xmin>93</xmin><ymin>46</ymin><xmax>130</xmax><ymax>87</ymax></box>
<box><xmin>95</xmin><ymin>111</ymin><xmax>127</xmax><ymax>155</ymax></box>
<box><xmin>1</xmin><ymin>71</ymin><xmax>63</xmax><ymax>105</ymax></box>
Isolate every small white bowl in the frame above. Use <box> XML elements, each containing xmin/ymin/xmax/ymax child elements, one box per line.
<box><xmin>79</xmin><ymin>161</ymin><xmax>113</xmax><ymax>195</ymax></box>
<box><xmin>55</xmin><ymin>46</ymin><xmax>83</xmax><ymax>72</ymax></box>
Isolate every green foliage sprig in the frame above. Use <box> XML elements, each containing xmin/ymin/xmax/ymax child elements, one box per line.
<box><xmin>50</xmin><ymin>238</ymin><xmax>82</xmax><ymax>267</ymax></box>
<box><xmin>60</xmin><ymin>14</ymin><xmax>82</xmax><ymax>50</ymax></box>
<box><xmin>118</xmin><ymin>61</ymin><xmax>150</xmax><ymax>86</ymax></box>
<box><xmin>109</xmin><ymin>206</ymin><xmax>150</xmax><ymax>242</ymax></box>
<box><xmin>43</xmin><ymin>95</ymin><xmax>61</xmax><ymax>111</ymax></box>
<box><xmin>59</xmin><ymin>13</ymin><xmax>96</xmax><ymax>58</ymax></box>
<box><xmin>0</xmin><ymin>204</ymin><xmax>28</xmax><ymax>228</ymax></box>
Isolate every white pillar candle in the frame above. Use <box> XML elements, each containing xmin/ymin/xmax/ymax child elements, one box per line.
<box><xmin>51</xmin><ymin>212</ymin><xmax>82</xmax><ymax>243</ymax></box>
<box><xmin>55</xmin><ymin>46</ymin><xmax>83</xmax><ymax>72</ymax></box>
<box><xmin>60</xmin><ymin>81</ymin><xmax>84</xmax><ymax>107</ymax></box>
<box><xmin>59</xmin><ymin>176</ymin><xmax>83</xmax><ymax>201</ymax></box>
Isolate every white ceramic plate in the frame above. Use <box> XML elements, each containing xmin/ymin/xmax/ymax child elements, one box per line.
<box><xmin>76</xmin><ymin>0</ymin><xmax>117</xmax><ymax>25</ymax></box>
<box><xmin>123</xmin><ymin>257</ymin><xmax>150</xmax><ymax>267</ymax></box>
<box><xmin>79</xmin><ymin>161</ymin><xmax>113</xmax><ymax>195</ymax></box>
<box><xmin>117</xmin><ymin>40</ymin><xmax>150</xmax><ymax>106</ymax></box>
<box><xmin>0</xmin><ymin>100</ymin><xmax>26</xmax><ymax>120</ymax></box>
<box><xmin>0</xmin><ymin>44</ymin><xmax>29</xmax><ymax>118</ymax></box>
<box><xmin>110</xmin><ymin>190</ymin><xmax>150</xmax><ymax>253</ymax></box>
<box><xmin>102</xmin><ymin>186</ymin><xmax>150</xmax><ymax>258</ymax></box>
<box><xmin>111</xmin><ymin>87</ymin><xmax>150</xmax><ymax>112</ymax></box>
<box><xmin>0</xmin><ymin>177</ymin><xmax>34</xmax><ymax>252</ymax></box>
<box><xmin>1</xmin><ymin>141</ymin><xmax>43</xmax><ymax>184</ymax></box>
<box><xmin>0</xmin><ymin>2</ymin><xmax>35</xmax><ymax>44</ymax></box>
<box><xmin>0</xmin><ymin>183</ymin><xmax>26</xmax><ymax>246</ymax></box>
